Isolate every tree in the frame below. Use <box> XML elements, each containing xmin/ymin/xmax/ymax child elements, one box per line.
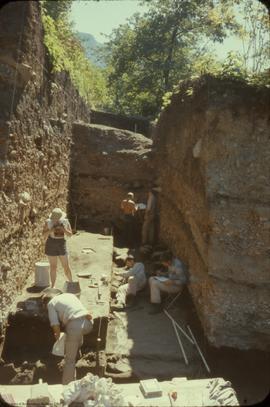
<box><xmin>238</xmin><ymin>0</ymin><xmax>269</xmax><ymax>74</ymax></box>
<box><xmin>42</xmin><ymin>0</ymin><xmax>73</xmax><ymax>20</ymax></box>
<box><xmin>103</xmin><ymin>0</ymin><xmax>241</xmax><ymax>118</ymax></box>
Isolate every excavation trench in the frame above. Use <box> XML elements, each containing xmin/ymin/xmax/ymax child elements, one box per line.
<box><xmin>0</xmin><ymin>230</ymin><xmax>269</xmax><ymax>406</ymax></box>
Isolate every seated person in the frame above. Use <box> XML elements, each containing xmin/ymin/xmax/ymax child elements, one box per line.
<box><xmin>114</xmin><ymin>254</ymin><xmax>146</xmax><ymax>309</ymax></box>
<box><xmin>149</xmin><ymin>252</ymin><xmax>187</xmax><ymax>314</ymax></box>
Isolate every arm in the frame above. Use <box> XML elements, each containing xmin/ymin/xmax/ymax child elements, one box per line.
<box><xmin>42</xmin><ymin>222</ymin><xmax>50</xmax><ymax>239</ymax></box>
<box><xmin>85</xmin><ymin>312</ymin><xmax>92</xmax><ymax>321</ymax></box>
<box><xmin>47</xmin><ymin>302</ymin><xmax>60</xmax><ymax>339</ymax></box>
<box><xmin>62</xmin><ymin>219</ymin><xmax>73</xmax><ymax>237</ymax></box>
<box><xmin>51</xmin><ymin>325</ymin><xmax>61</xmax><ymax>340</ymax></box>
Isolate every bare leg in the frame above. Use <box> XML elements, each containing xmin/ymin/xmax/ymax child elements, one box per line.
<box><xmin>48</xmin><ymin>256</ymin><xmax>57</xmax><ymax>288</ymax></box>
<box><xmin>59</xmin><ymin>255</ymin><xmax>73</xmax><ymax>282</ymax></box>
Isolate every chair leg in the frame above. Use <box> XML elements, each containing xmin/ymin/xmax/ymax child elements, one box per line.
<box><xmin>165</xmin><ymin>291</ymin><xmax>183</xmax><ymax>310</ymax></box>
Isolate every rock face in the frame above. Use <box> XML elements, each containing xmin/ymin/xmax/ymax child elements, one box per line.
<box><xmin>91</xmin><ymin>110</ymin><xmax>152</xmax><ymax>138</ymax></box>
<box><xmin>70</xmin><ymin>123</ymin><xmax>154</xmax><ymax>228</ymax></box>
<box><xmin>0</xmin><ymin>1</ymin><xmax>90</xmax><ymax>325</ymax></box>
<box><xmin>154</xmin><ymin>76</ymin><xmax>270</xmax><ymax>351</ymax></box>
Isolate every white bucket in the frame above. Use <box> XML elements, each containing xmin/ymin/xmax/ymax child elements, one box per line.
<box><xmin>35</xmin><ymin>261</ymin><xmax>50</xmax><ymax>287</ymax></box>
<box><xmin>52</xmin><ymin>333</ymin><xmax>66</xmax><ymax>356</ymax></box>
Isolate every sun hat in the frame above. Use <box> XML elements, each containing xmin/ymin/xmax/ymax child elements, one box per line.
<box><xmin>49</xmin><ymin>208</ymin><xmax>66</xmax><ymax>221</ymax></box>
<box><xmin>126</xmin><ymin>254</ymin><xmax>135</xmax><ymax>260</ymax></box>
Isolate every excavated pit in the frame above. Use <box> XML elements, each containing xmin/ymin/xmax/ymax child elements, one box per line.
<box><xmin>1</xmin><ymin>232</ymin><xmax>269</xmax><ymax>405</ymax></box>
<box><xmin>0</xmin><ymin>2</ymin><xmax>270</xmax><ymax>406</ymax></box>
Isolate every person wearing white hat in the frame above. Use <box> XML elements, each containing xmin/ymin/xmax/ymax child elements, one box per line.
<box><xmin>43</xmin><ymin>208</ymin><xmax>73</xmax><ymax>287</ymax></box>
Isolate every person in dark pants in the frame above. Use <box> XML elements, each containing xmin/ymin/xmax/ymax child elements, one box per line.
<box><xmin>43</xmin><ymin>208</ymin><xmax>73</xmax><ymax>287</ymax></box>
<box><xmin>141</xmin><ymin>188</ymin><xmax>160</xmax><ymax>246</ymax></box>
<box><xmin>120</xmin><ymin>192</ymin><xmax>137</xmax><ymax>247</ymax></box>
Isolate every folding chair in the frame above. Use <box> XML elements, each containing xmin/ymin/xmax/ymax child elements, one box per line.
<box><xmin>164</xmin><ymin>289</ymin><xmax>183</xmax><ymax>310</ymax></box>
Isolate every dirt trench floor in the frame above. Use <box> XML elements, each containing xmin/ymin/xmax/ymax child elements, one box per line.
<box><xmin>0</xmin><ymin>232</ymin><xmax>269</xmax><ymax>406</ymax></box>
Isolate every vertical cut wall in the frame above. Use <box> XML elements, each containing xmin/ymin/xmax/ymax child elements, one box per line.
<box><xmin>70</xmin><ymin>122</ymin><xmax>154</xmax><ymax>229</ymax></box>
<box><xmin>0</xmin><ymin>1</ymin><xmax>90</xmax><ymax>326</ymax></box>
<box><xmin>154</xmin><ymin>76</ymin><xmax>270</xmax><ymax>350</ymax></box>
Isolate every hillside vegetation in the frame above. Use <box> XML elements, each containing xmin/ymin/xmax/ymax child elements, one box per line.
<box><xmin>41</xmin><ymin>0</ymin><xmax>110</xmax><ymax>109</ymax></box>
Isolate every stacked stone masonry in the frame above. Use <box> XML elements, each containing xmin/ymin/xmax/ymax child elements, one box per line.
<box><xmin>153</xmin><ymin>76</ymin><xmax>270</xmax><ymax>351</ymax></box>
<box><xmin>0</xmin><ymin>1</ymin><xmax>90</xmax><ymax>326</ymax></box>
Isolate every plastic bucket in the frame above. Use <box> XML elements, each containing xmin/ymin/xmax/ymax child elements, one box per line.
<box><xmin>35</xmin><ymin>261</ymin><xmax>50</xmax><ymax>287</ymax></box>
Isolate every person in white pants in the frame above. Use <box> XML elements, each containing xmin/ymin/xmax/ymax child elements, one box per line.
<box><xmin>149</xmin><ymin>253</ymin><xmax>187</xmax><ymax>314</ymax></box>
<box><xmin>115</xmin><ymin>255</ymin><xmax>146</xmax><ymax>309</ymax></box>
<box><xmin>42</xmin><ymin>291</ymin><xmax>93</xmax><ymax>384</ymax></box>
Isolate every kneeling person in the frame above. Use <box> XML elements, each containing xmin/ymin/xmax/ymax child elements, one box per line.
<box><xmin>42</xmin><ymin>291</ymin><xmax>93</xmax><ymax>385</ymax></box>
<box><xmin>149</xmin><ymin>253</ymin><xmax>187</xmax><ymax>314</ymax></box>
<box><xmin>115</xmin><ymin>255</ymin><xmax>146</xmax><ymax>308</ymax></box>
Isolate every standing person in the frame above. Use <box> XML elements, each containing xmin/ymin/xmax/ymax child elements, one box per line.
<box><xmin>148</xmin><ymin>252</ymin><xmax>187</xmax><ymax>314</ymax></box>
<box><xmin>43</xmin><ymin>208</ymin><xmax>73</xmax><ymax>288</ymax></box>
<box><xmin>114</xmin><ymin>254</ymin><xmax>146</xmax><ymax>309</ymax></box>
<box><xmin>42</xmin><ymin>291</ymin><xmax>93</xmax><ymax>385</ymax></box>
<box><xmin>120</xmin><ymin>192</ymin><xmax>137</xmax><ymax>247</ymax></box>
<box><xmin>141</xmin><ymin>188</ymin><xmax>160</xmax><ymax>246</ymax></box>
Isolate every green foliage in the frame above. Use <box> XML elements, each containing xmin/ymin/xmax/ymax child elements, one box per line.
<box><xmin>104</xmin><ymin>0</ymin><xmax>241</xmax><ymax>118</ymax></box>
<box><xmin>41</xmin><ymin>11</ymin><xmax>109</xmax><ymax>109</ymax></box>
<box><xmin>237</xmin><ymin>0</ymin><xmax>269</xmax><ymax>73</ymax></box>
<box><xmin>41</xmin><ymin>0</ymin><xmax>72</xmax><ymax>20</ymax></box>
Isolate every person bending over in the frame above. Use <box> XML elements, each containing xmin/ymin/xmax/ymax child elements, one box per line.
<box><xmin>42</xmin><ymin>291</ymin><xmax>93</xmax><ymax>385</ymax></box>
<box><xmin>114</xmin><ymin>254</ymin><xmax>146</xmax><ymax>309</ymax></box>
<box><xmin>43</xmin><ymin>207</ymin><xmax>73</xmax><ymax>287</ymax></box>
<box><xmin>149</xmin><ymin>252</ymin><xmax>187</xmax><ymax>314</ymax></box>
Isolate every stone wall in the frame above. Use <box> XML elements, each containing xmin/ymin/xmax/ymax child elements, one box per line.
<box><xmin>154</xmin><ymin>75</ymin><xmax>270</xmax><ymax>351</ymax></box>
<box><xmin>0</xmin><ymin>1</ymin><xmax>90</xmax><ymax>327</ymax></box>
<box><xmin>70</xmin><ymin>122</ymin><xmax>154</xmax><ymax>230</ymax></box>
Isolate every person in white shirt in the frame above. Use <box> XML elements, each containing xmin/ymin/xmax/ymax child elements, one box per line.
<box><xmin>114</xmin><ymin>255</ymin><xmax>146</xmax><ymax>309</ymax></box>
<box><xmin>42</xmin><ymin>208</ymin><xmax>73</xmax><ymax>287</ymax></box>
<box><xmin>42</xmin><ymin>292</ymin><xmax>93</xmax><ymax>385</ymax></box>
<box><xmin>149</xmin><ymin>252</ymin><xmax>187</xmax><ymax>314</ymax></box>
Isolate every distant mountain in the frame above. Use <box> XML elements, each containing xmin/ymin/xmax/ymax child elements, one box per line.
<box><xmin>76</xmin><ymin>32</ymin><xmax>105</xmax><ymax>68</ymax></box>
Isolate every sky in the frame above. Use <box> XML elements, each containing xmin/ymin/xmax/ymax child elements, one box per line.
<box><xmin>71</xmin><ymin>0</ymin><xmax>149</xmax><ymax>43</ymax></box>
<box><xmin>70</xmin><ymin>0</ymin><xmax>268</xmax><ymax>64</ymax></box>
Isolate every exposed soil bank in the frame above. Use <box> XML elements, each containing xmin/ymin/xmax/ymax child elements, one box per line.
<box><xmin>154</xmin><ymin>75</ymin><xmax>270</xmax><ymax>351</ymax></box>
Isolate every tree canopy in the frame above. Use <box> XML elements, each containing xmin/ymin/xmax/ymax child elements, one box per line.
<box><xmin>102</xmin><ymin>0</ymin><xmax>243</xmax><ymax>117</ymax></box>
<box><xmin>102</xmin><ymin>0</ymin><xmax>269</xmax><ymax>118</ymax></box>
